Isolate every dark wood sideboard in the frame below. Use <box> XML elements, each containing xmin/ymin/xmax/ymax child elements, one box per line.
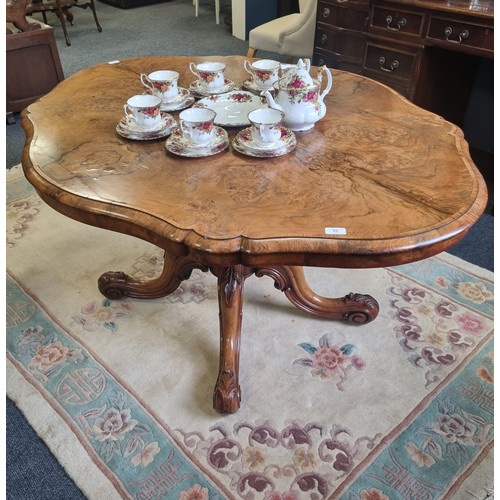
<box><xmin>312</xmin><ymin>0</ymin><xmax>493</xmax><ymax>127</ymax></box>
<box><xmin>6</xmin><ymin>18</ymin><xmax>65</xmax><ymax>124</ymax></box>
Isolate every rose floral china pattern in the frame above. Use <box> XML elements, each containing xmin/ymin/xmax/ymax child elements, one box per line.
<box><xmin>189</xmin><ymin>78</ymin><xmax>236</xmax><ymax>97</ymax></box>
<box><xmin>263</xmin><ymin>62</ymin><xmax>333</xmax><ymax>131</ymax></box>
<box><xmin>116</xmin><ymin>111</ymin><xmax>176</xmax><ymax>141</ymax></box>
<box><xmin>232</xmin><ymin>126</ymin><xmax>296</xmax><ymax>158</ymax></box>
<box><xmin>166</xmin><ymin>126</ymin><xmax>229</xmax><ymax>158</ymax></box>
<box><xmin>178</xmin><ymin>107</ymin><xmax>217</xmax><ymax>146</ymax></box>
<box><xmin>140</xmin><ymin>70</ymin><xmax>179</xmax><ymax>102</ymax></box>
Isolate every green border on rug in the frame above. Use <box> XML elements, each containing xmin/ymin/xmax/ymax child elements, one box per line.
<box><xmin>6</xmin><ymin>273</ymin><xmax>227</xmax><ymax>499</ymax></box>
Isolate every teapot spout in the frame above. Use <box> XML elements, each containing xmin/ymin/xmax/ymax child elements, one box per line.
<box><xmin>262</xmin><ymin>90</ymin><xmax>283</xmax><ymax>112</ymax></box>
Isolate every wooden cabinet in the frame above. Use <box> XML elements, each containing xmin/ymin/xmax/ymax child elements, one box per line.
<box><xmin>312</xmin><ymin>0</ymin><xmax>494</xmax><ymax>125</ymax></box>
<box><xmin>6</xmin><ymin>19</ymin><xmax>65</xmax><ymax>124</ymax></box>
<box><xmin>315</xmin><ymin>0</ymin><xmax>369</xmax><ymax>72</ymax></box>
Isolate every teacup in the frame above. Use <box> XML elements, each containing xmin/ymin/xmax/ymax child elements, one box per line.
<box><xmin>244</xmin><ymin>59</ymin><xmax>280</xmax><ymax>89</ymax></box>
<box><xmin>124</xmin><ymin>94</ymin><xmax>162</xmax><ymax>130</ymax></box>
<box><xmin>179</xmin><ymin>107</ymin><xmax>217</xmax><ymax>146</ymax></box>
<box><xmin>140</xmin><ymin>70</ymin><xmax>179</xmax><ymax>102</ymax></box>
<box><xmin>248</xmin><ymin>108</ymin><xmax>284</xmax><ymax>147</ymax></box>
<box><xmin>189</xmin><ymin>61</ymin><xmax>226</xmax><ymax>91</ymax></box>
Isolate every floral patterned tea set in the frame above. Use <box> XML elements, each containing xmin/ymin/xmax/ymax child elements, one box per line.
<box><xmin>116</xmin><ymin>58</ymin><xmax>332</xmax><ymax>158</ymax></box>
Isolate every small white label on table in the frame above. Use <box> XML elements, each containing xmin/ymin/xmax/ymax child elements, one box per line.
<box><xmin>108</xmin><ymin>60</ymin><xmax>120</xmax><ymax>64</ymax></box>
<box><xmin>325</xmin><ymin>227</ymin><xmax>347</xmax><ymax>235</ymax></box>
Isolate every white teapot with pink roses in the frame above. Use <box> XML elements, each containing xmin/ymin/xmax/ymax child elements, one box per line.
<box><xmin>262</xmin><ymin>58</ymin><xmax>333</xmax><ymax>131</ymax></box>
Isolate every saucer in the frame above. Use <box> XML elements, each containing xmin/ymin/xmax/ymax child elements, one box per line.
<box><xmin>242</xmin><ymin>78</ymin><xmax>273</xmax><ymax>95</ymax></box>
<box><xmin>165</xmin><ymin>126</ymin><xmax>229</xmax><ymax>157</ymax></box>
<box><xmin>188</xmin><ymin>79</ymin><xmax>236</xmax><ymax>97</ymax></box>
<box><xmin>232</xmin><ymin>126</ymin><xmax>296</xmax><ymax>157</ymax></box>
<box><xmin>144</xmin><ymin>88</ymin><xmax>195</xmax><ymax>111</ymax></box>
<box><xmin>116</xmin><ymin>112</ymin><xmax>177</xmax><ymax>141</ymax></box>
<box><xmin>160</xmin><ymin>96</ymin><xmax>195</xmax><ymax>112</ymax></box>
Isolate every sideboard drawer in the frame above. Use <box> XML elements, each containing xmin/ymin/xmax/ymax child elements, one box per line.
<box><xmin>363</xmin><ymin>41</ymin><xmax>421</xmax><ymax>85</ymax></box>
<box><xmin>318</xmin><ymin>1</ymin><xmax>369</xmax><ymax>31</ymax></box>
<box><xmin>371</xmin><ymin>4</ymin><xmax>425</xmax><ymax>38</ymax></box>
<box><xmin>427</xmin><ymin>16</ymin><xmax>494</xmax><ymax>55</ymax></box>
<box><xmin>313</xmin><ymin>50</ymin><xmax>364</xmax><ymax>74</ymax></box>
<box><xmin>316</xmin><ymin>27</ymin><xmax>366</xmax><ymax>63</ymax></box>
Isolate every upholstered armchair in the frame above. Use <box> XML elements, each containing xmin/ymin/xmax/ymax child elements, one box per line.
<box><xmin>246</xmin><ymin>0</ymin><xmax>317</xmax><ymax>60</ymax></box>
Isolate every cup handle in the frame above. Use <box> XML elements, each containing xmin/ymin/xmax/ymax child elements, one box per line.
<box><xmin>140</xmin><ymin>73</ymin><xmax>154</xmax><ymax>91</ymax></box>
<box><xmin>179</xmin><ymin>120</ymin><xmax>192</xmax><ymax>140</ymax></box>
<box><xmin>259</xmin><ymin>124</ymin><xmax>266</xmax><ymax>140</ymax></box>
<box><xmin>189</xmin><ymin>62</ymin><xmax>199</xmax><ymax>79</ymax></box>
<box><xmin>124</xmin><ymin>104</ymin><xmax>136</xmax><ymax>124</ymax></box>
<box><xmin>243</xmin><ymin>60</ymin><xmax>254</xmax><ymax>76</ymax></box>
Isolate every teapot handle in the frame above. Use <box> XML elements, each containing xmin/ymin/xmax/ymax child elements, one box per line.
<box><xmin>318</xmin><ymin>66</ymin><xmax>333</xmax><ymax>100</ymax></box>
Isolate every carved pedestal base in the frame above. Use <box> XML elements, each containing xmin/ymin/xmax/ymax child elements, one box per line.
<box><xmin>98</xmin><ymin>256</ymin><xmax>379</xmax><ymax>414</ymax></box>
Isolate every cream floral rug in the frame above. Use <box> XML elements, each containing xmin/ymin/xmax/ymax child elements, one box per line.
<box><xmin>7</xmin><ymin>166</ymin><xmax>493</xmax><ymax>499</ymax></box>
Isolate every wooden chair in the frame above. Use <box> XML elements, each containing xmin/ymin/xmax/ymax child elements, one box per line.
<box><xmin>6</xmin><ymin>0</ymin><xmax>65</xmax><ymax>124</ymax></box>
<box><xmin>194</xmin><ymin>0</ymin><xmax>220</xmax><ymax>24</ymax></box>
<box><xmin>29</xmin><ymin>0</ymin><xmax>102</xmax><ymax>46</ymax></box>
<box><xmin>246</xmin><ymin>0</ymin><xmax>317</xmax><ymax>60</ymax></box>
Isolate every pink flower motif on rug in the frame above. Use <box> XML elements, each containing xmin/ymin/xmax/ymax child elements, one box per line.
<box><xmin>178</xmin><ymin>484</ymin><xmax>209</xmax><ymax>500</ymax></box>
<box><xmin>359</xmin><ymin>488</ymin><xmax>390</xmax><ymax>500</ymax></box>
<box><xmin>77</xmin><ymin>392</ymin><xmax>161</xmax><ymax>465</ymax></box>
<box><xmin>22</xmin><ymin>330</ymin><xmax>84</xmax><ymax>383</ymax></box>
<box><xmin>72</xmin><ymin>299</ymin><xmax>132</xmax><ymax>333</ymax></box>
<box><xmin>293</xmin><ymin>334</ymin><xmax>364</xmax><ymax>390</ymax></box>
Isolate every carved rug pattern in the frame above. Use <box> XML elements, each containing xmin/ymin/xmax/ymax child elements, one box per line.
<box><xmin>6</xmin><ymin>167</ymin><xmax>493</xmax><ymax>499</ymax></box>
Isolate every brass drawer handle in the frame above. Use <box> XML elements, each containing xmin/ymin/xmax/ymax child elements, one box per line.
<box><xmin>385</xmin><ymin>15</ymin><xmax>407</xmax><ymax>31</ymax></box>
<box><xmin>321</xmin><ymin>33</ymin><xmax>328</xmax><ymax>45</ymax></box>
<box><xmin>379</xmin><ymin>56</ymin><xmax>400</xmax><ymax>72</ymax></box>
<box><xmin>444</xmin><ymin>26</ymin><xmax>469</xmax><ymax>44</ymax></box>
<box><xmin>322</xmin><ymin>7</ymin><xmax>330</xmax><ymax>18</ymax></box>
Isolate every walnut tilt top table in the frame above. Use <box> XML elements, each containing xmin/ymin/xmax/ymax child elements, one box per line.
<box><xmin>22</xmin><ymin>55</ymin><xmax>488</xmax><ymax>413</ymax></box>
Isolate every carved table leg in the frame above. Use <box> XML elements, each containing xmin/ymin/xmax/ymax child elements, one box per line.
<box><xmin>98</xmin><ymin>246</ymin><xmax>208</xmax><ymax>300</ymax></box>
<box><xmin>256</xmin><ymin>265</ymin><xmax>379</xmax><ymax>324</ymax></box>
<box><xmin>211</xmin><ymin>265</ymin><xmax>252</xmax><ymax>414</ymax></box>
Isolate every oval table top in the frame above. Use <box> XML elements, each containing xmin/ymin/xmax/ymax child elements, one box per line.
<box><xmin>22</xmin><ymin>55</ymin><xmax>488</xmax><ymax>269</ymax></box>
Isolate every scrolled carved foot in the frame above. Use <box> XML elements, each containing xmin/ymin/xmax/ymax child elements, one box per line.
<box><xmin>213</xmin><ymin>369</ymin><xmax>241</xmax><ymax>414</ymax></box>
<box><xmin>255</xmin><ymin>266</ymin><xmax>379</xmax><ymax>324</ymax></box>
<box><xmin>98</xmin><ymin>271</ymin><xmax>130</xmax><ymax>299</ymax></box>
<box><xmin>341</xmin><ymin>292</ymin><xmax>379</xmax><ymax>324</ymax></box>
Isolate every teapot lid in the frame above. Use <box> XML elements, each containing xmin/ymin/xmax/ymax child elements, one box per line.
<box><xmin>281</xmin><ymin>58</ymin><xmax>314</xmax><ymax>87</ymax></box>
